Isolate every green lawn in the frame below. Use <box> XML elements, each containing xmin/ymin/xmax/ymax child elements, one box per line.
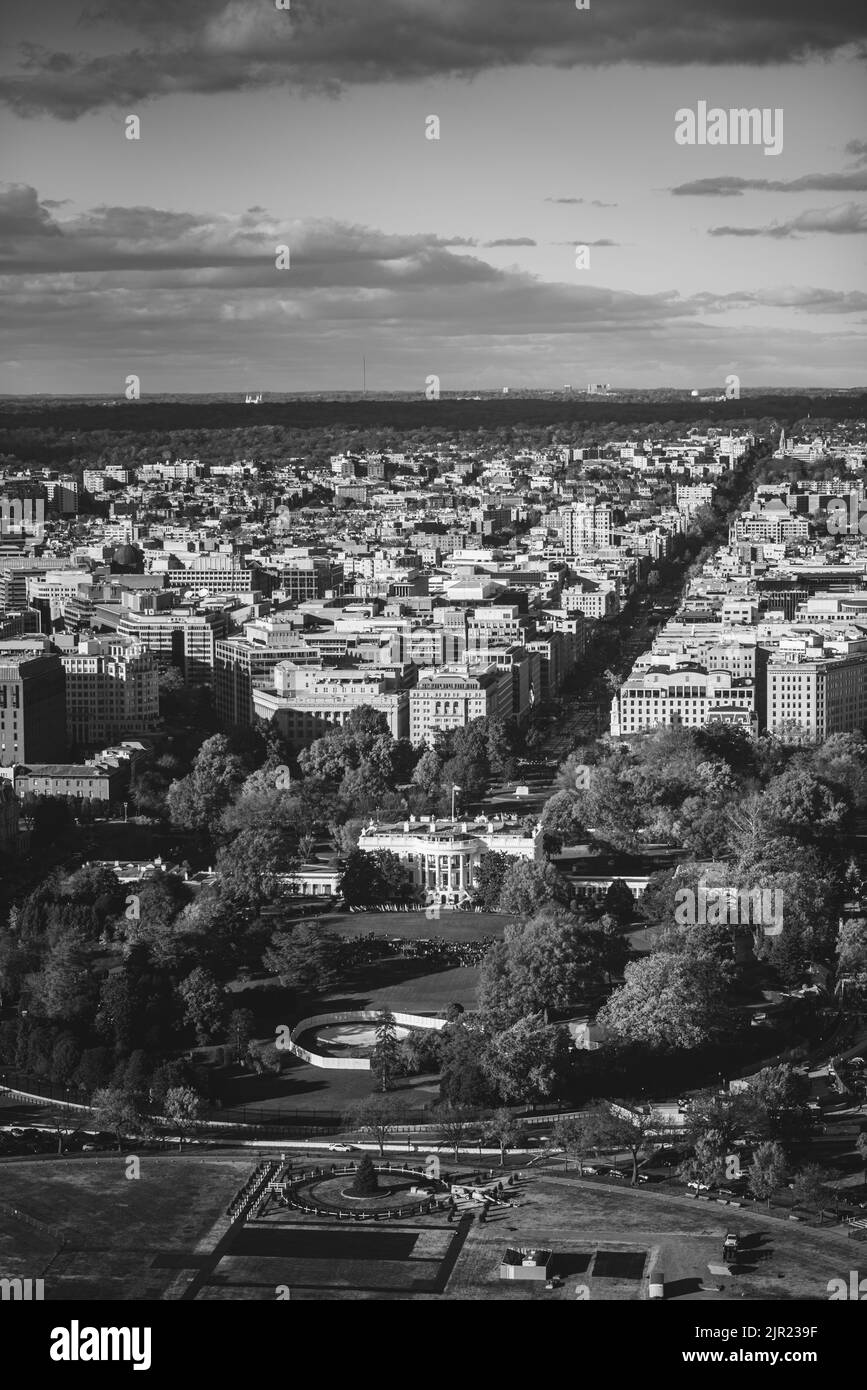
<box><xmin>322</xmin><ymin>910</ymin><xmax>509</xmax><ymax>941</ymax></box>
<box><xmin>0</xmin><ymin>1155</ymin><xmax>250</xmax><ymax>1300</ymax></box>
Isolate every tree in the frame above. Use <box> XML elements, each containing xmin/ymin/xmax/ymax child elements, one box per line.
<box><xmin>178</xmin><ymin>967</ymin><xmax>225</xmax><ymax>1045</ymax></box>
<box><xmin>497</xmin><ymin>860</ymin><xmax>570</xmax><ymax>916</ymax></box>
<box><xmin>679</xmin><ymin>1134</ymin><xmax>726</xmax><ymax>1192</ymax></box>
<box><xmin>552</xmin><ymin>1115</ymin><xmax>592</xmax><ymax>1173</ymax></box>
<box><xmin>471</xmin><ymin>851</ymin><xmax>512</xmax><ymax>910</ymax></box>
<box><xmin>166</xmin><ymin>735</ymin><xmax>246</xmax><ymax>834</ymax></box>
<box><xmin>226</xmin><ymin>1007</ymin><xmax>255</xmax><ymax>1062</ymax></box>
<box><xmin>478</xmin><ymin>907</ymin><xmax>605</xmax><ymax>1028</ymax></box>
<box><xmin>439</xmin><ymin>1019</ymin><xmax>497</xmax><ymax>1107</ymax></box>
<box><xmin>262</xmin><ymin>922</ymin><xmax>342</xmax><ymax>993</ymax></box>
<box><xmin>437</xmin><ymin>1103</ymin><xmax>477</xmax><ymax>1160</ymax></box>
<box><xmin>856</xmin><ymin>1132</ymin><xmax>867</xmax><ymax>1181</ymax></box>
<box><xmin>539</xmin><ymin>790</ymin><xmax>585</xmax><ymax>851</ymax></box>
<box><xmin>483</xmin><ymin>1108</ymin><xmax>521</xmax><ymax>1165</ymax></box>
<box><xmin>747</xmin><ymin>1140</ymin><xmax>787</xmax><ymax>1207</ymax></box>
<box><xmin>399</xmin><ymin>1027</ymin><xmax>442</xmax><ymax>1075</ymax></box>
<box><xmin>589</xmin><ymin>1105</ymin><xmax>655</xmax><ymax>1185</ymax></box>
<box><xmin>92</xmin><ymin>1087</ymin><xmax>142</xmax><ymax>1150</ymax></box>
<box><xmin>746</xmin><ymin>1065</ymin><xmax>811</xmax><ymax>1140</ymax></box>
<box><xmin>592</xmin><ymin>914</ymin><xmax>632</xmax><ymax>985</ymax></box>
<box><xmin>484</xmin><ymin>1015</ymin><xmax>572</xmax><ymax>1104</ymax></box>
<box><xmin>214</xmin><ymin>828</ymin><xmax>286</xmax><ymax>909</ymax></box>
<box><xmin>836</xmin><ymin>918</ymin><xmax>867</xmax><ymax>983</ymax></box>
<box><xmin>371</xmin><ymin>1010</ymin><xmax>404</xmax><ymax>1092</ymax></box>
<box><xmin>602</xmin><ymin>879</ymin><xmax>635</xmax><ymax>925</ymax></box>
<box><xmin>338</xmin><ymin>849</ymin><xmax>414</xmax><ymax>908</ymax></box>
<box><xmin>351</xmin><ymin>1153</ymin><xmax>379</xmax><ymax>1195</ymax></box>
<box><xmin>344</xmin><ymin>1094</ymin><xmax>406</xmax><ymax>1156</ymax></box>
<box><xmin>597</xmin><ymin>952</ymin><xmax>734</xmax><ymax>1051</ymax></box>
<box><xmin>790</xmin><ymin>1163</ymin><xmax>832</xmax><ymax>1215</ymax></box>
<box><xmin>163</xmin><ymin>1085</ymin><xmax>206</xmax><ymax>1151</ymax></box>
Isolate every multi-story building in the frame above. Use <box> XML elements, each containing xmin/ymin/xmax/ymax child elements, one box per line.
<box><xmin>357</xmin><ymin>814</ymin><xmax>544</xmax><ymax>907</ymax></box>
<box><xmin>409</xmin><ymin>664</ymin><xmax>514</xmax><ymax>744</ymax></box>
<box><xmin>0</xmin><ymin>653</ymin><xmax>66</xmax><ymax>766</ymax></box>
<box><xmin>262</xmin><ymin>554</ymin><xmax>345</xmax><ymax>601</ymax></box>
<box><xmin>550</xmin><ymin>503</ymin><xmax>613</xmax><ymax>554</ymax></box>
<box><xmin>2</xmin><ymin>762</ymin><xmax>127</xmax><ymax>802</ymax></box>
<box><xmin>214</xmin><ymin>616</ymin><xmax>320</xmax><ymax>726</ymax></box>
<box><xmin>253</xmin><ymin>663</ymin><xmax>410</xmax><ymax>747</ymax></box>
<box><xmin>117</xmin><ymin>604</ymin><xmax>228</xmax><ymax>686</ymax></box>
<box><xmin>766</xmin><ymin>653</ymin><xmax>867</xmax><ymax>740</ymax></box>
<box><xmin>61</xmin><ymin>637</ymin><xmax>159</xmax><ymax>745</ymax></box>
<box><xmin>611</xmin><ymin>662</ymin><xmax>756</xmax><ymax>737</ymax></box>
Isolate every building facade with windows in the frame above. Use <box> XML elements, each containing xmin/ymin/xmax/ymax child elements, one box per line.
<box><xmin>357</xmin><ymin>815</ymin><xmax>543</xmax><ymax>907</ymax></box>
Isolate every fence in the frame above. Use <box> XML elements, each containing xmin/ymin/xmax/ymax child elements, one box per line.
<box><xmin>287</xmin><ymin>1009</ymin><xmax>446</xmax><ymax>1072</ymax></box>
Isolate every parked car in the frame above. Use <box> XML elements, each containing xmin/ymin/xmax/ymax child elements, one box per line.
<box><xmin>687</xmin><ymin>1180</ymin><xmax>711</xmax><ymax>1191</ymax></box>
<box><xmin>582</xmin><ymin>1164</ymin><xmax>609</xmax><ymax>1176</ymax></box>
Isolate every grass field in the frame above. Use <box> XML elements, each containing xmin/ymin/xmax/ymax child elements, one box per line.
<box><xmin>322</xmin><ymin>910</ymin><xmax>509</xmax><ymax>941</ymax></box>
<box><xmin>0</xmin><ymin>1155</ymin><xmax>250</xmax><ymax>1300</ymax></box>
<box><xmin>3</xmin><ymin>1156</ymin><xmax>853</xmax><ymax>1301</ymax></box>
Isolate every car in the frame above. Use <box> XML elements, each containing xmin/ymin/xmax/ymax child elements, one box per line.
<box><xmin>326</xmin><ymin>1142</ymin><xmax>354</xmax><ymax>1153</ymax></box>
<box><xmin>608</xmin><ymin>1168</ymin><xmax>629</xmax><ymax>1180</ymax></box>
<box><xmin>687</xmin><ymin>1180</ymin><xmax>711</xmax><ymax>1191</ymax></box>
<box><xmin>581</xmin><ymin>1164</ymin><xmax>609</xmax><ymax>1176</ymax></box>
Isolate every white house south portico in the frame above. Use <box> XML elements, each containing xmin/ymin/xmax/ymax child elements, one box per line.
<box><xmin>357</xmin><ymin>814</ymin><xmax>544</xmax><ymax>908</ymax></box>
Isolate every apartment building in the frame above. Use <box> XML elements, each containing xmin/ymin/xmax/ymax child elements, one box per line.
<box><xmin>409</xmin><ymin>664</ymin><xmax>514</xmax><ymax>744</ymax></box>
<box><xmin>766</xmin><ymin>653</ymin><xmax>867</xmax><ymax>740</ymax></box>
<box><xmin>611</xmin><ymin>662</ymin><xmax>756</xmax><ymax>737</ymax></box>
<box><xmin>62</xmin><ymin>636</ymin><xmax>159</xmax><ymax>745</ymax></box>
<box><xmin>214</xmin><ymin>615</ymin><xmax>320</xmax><ymax>726</ymax></box>
<box><xmin>117</xmin><ymin>605</ymin><xmax>228</xmax><ymax>686</ymax></box>
<box><xmin>0</xmin><ymin>653</ymin><xmax>66</xmax><ymax>766</ymax></box>
<box><xmin>550</xmin><ymin>503</ymin><xmax>614</xmax><ymax>554</ymax></box>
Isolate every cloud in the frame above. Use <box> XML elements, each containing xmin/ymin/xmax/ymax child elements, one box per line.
<box><xmin>3</xmin><ymin>0</ymin><xmax>866</xmax><ymax>119</ymax></box>
<box><xmin>483</xmin><ymin>238</ymin><xmax>537</xmax><ymax>247</ymax></box>
<box><xmin>551</xmin><ymin>239</ymin><xmax>621</xmax><ymax>247</ymax></box>
<box><xmin>708</xmin><ymin>202</ymin><xmax>867</xmax><ymax>237</ymax></box>
<box><xmin>3</xmin><ymin>190</ymin><xmax>865</xmax><ymax>392</ymax></box>
<box><xmin>692</xmin><ymin>286</ymin><xmax>867</xmax><ymax>313</ymax></box>
<box><xmin>845</xmin><ymin>139</ymin><xmax>867</xmax><ymax>164</ymax></box>
<box><xmin>671</xmin><ymin>171</ymin><xmax>867</xmax><ymax>196</ymax></box>
<box><xmin>545</xmin><ymin>198</ymin><xmax>619</xmax><ymax>207</ymax></box>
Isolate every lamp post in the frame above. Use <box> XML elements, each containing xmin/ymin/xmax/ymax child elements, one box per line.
<box><xmin>451</xmin><ymin>783</ymin><xmax>459</xmax><ymax>822</ymax></box>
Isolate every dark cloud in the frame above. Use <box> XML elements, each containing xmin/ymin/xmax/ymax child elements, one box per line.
<box><xmin>545</xmin><ymin>198</ymin><xmax>618</xmax><ymax>207</ymax></box>
<box><xmin>3</xmin><ymin>0</ymin><xmax>865</xmax><ymax>119</ymax></box>
<box><xmin>692</xmin><ymin>287</ymin><xmax>867</xmax><ymax>313</ymax></box>
<box><xmin>671</xmin><ymin>171</ymin><xmax>867</xmax><ymax>196</ymax></box>
<box><xmin>483</xmin><ymin>238</ymin><xmax>537</xmax><ymax>247</ymax></box>
<box><xmin>708</xmin><ymin>202</ymin><xmax>867</xmax><ymax>237</ymax></box>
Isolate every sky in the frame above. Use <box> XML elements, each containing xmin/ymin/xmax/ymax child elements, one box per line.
<box><xmin>0</xmin><ymin>0</ymin><xmax>865</xmax><ymax>393</ymax></box>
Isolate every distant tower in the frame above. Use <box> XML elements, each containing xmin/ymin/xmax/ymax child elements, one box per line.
<box><xmin>778</xmin><ymin>429</ymin><xmax>787</xmax><ymax>455</ymax></box>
